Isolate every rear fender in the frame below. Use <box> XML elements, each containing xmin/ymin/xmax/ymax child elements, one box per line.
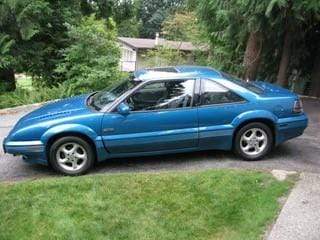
<box><xmin>232</xmin><ymin>110</ymin><xmax>278</xmax><ymax>128</ymax></box>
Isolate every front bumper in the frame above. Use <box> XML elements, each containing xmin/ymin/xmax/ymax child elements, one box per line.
<box><xmin>3</xmin><ymin>139</ymin><xmax>47</xmax><ymax>165</ymax></box>
<box><xmin>276</xmin><ymin>113</ymin><xmax>308</xmax><ymax>145</ymax></box>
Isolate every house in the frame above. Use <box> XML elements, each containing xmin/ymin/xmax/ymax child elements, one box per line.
<box><xmin>118</xmin><ymin>34</ymin><xmax>205</xmax><ymax>72</ymax></box>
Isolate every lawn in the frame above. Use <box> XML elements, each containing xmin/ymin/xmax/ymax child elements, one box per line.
<box><xmin>0</xmin><ymin>170</ymin><xmax>294</xmax><ymax>240</ymax></box>
<box><xmin>16</xmin><ymin>74</ymin><xmax>33</xmax><ymax>90</ymax></box>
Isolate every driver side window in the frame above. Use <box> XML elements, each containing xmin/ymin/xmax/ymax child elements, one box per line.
<box><xmin>126</xmin><ymin>79</ymin><xmax>195</xmax><ymax>111</ymax></box>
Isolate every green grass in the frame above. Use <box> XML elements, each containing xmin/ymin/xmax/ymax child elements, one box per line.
<box><xmin>0</xmin><ymin>169</ymin><xmax>294</xmax><ymax>240</ymax></box>
<box><xmin>16</xmin><ymin>74</ymin><xmax>33</xmax><ymax>90</ymax></box>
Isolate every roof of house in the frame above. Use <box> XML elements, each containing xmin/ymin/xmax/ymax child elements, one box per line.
<box><xmin>118</xmin><ymin>37</ymin><xmax>206</xmax><ymax>51</ymax></box>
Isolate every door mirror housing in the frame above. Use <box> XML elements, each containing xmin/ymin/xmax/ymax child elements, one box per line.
<box><xmin>117</xmin><ymin>102</ymin><xmax>130</xmax><ymax>115</ymax></box>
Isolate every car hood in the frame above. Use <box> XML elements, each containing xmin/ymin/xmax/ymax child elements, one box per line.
<box><xmin>254</xmin><ymin>81</ymin><xmax>297</xmax><ymax>97</ymax></box>
<box><xmin>15</xmin><ymin>94</ymin><xmax>91</xmax><ymax>128</ymax></box>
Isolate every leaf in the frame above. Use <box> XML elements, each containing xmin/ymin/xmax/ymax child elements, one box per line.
<box><xmin>0</xmin><ymin>35</ymin><xmax>15</xmax><ymax>55</ymax></box>
<box><xmin>20</xmin><ymin>22</ymin><xmax>39</xmax><ymax>40</ymax></box>
<box><xmin>265</xmin><ymin>0</ymin><xmax>287</xmax><ymax>17</ymax></box>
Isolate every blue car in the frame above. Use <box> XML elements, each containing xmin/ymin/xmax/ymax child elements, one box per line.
<box><xmin>3</xmin><ymin>66</ymin><xmax>308</xmax><ymax>175</ymax></box>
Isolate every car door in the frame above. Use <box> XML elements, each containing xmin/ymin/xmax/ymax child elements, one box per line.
<box><xmin>101</xmin><ymin>78</ymin><xmax>199</xmax><ymax>154</ymax></box>
<box><xmin>198</xmin><ymin>79</ymin><xmax>248</xmax><ymax>150</ymax></box>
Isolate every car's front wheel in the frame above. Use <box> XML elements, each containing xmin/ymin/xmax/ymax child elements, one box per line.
<box><xmin>234</xmin><ymin>122</ymin><xmax>273</xmax><ymax>160</ymax></box>
<box><xmin>49</xmin><ymin>136</ymin><xmax>95</xmax><ymax>175</ymax></box>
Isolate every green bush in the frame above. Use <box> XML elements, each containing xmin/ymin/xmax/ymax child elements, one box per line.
<box><xmin>141</xmin><ymin>46</ymin><xmax>190</xmax><ymax>68</ymax></box>
<box><xmin>0</xmin><ymin>84</ymin><xmax>70</xmax><ymax>109</ymax></box>
<box><xmin>55</xmin><ymin>15</ymin><xmax>121</xmax><ymax>95</ymax></box>
<box><xmin>0</xmin><ymin>15</ymin><xmax>122</xmax><ymax>109</ymax></box>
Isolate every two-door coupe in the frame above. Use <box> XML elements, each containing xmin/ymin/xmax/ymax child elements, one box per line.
<box><xmin>3</xmin><ymin>66</ymin><xmax>308</xmax><ymax>175</ymax></box>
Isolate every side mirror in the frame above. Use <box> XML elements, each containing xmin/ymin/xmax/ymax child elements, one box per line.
<box><xmin>117</xmin><ymin>102</ymin><xmax>130</xmax><ymax>115</ymax></box>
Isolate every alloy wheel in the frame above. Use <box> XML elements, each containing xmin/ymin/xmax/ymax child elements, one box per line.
<box><xmin>240</xmin><ymin>128</ymin><xmax>268</xmax><ymax>156</ymax></box>
<box><xmin>56</xmin><ymin>142</ymin><xmax>88</xmax><ymax>172</ymax></box>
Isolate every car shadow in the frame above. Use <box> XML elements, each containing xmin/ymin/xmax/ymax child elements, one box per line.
<box><xmin>92</xmin><ymin>145</ymin><xmax>292</xmax><ymax>174</ymax></box>
<box><xmin>21</xmin><ymin>142</ymin><xmax>306</xmax><ymax>178</ymax></box>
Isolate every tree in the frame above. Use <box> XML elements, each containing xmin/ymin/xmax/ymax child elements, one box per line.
<box><xmin>55</xmin><ymin>16</ymin><xmax>120</xmax><ymax>94</ymax></box>
<box><xmin>83</xmin><ymin>0</ymin><xmax>140</xmax><ymax>37</ymax></box>
<box><xmin>142</xmin><ymin>46</ymin><xmax>190</xmax><ymax>67</ymax></box>
<box><xmin>196</xmin><ymin>0</ymin><xmax>320</xmax><ymax>92</ymax></box>
<box><xmin>162</xmin><ymin>11</ymin><xmax>200</xmax><ymax>41</ymax></box>
<box><xmin>0</xmin><ymin>0</ymin><xmax>83</xmax><ymax>88</ymax></box>
<box><xmin>310</xmin><ymin>46</ymin><xmax>320</xmax><ymax>97</ymax></box>
<box><xmin>309</xmin><ymin>23</ymin><xmax>320</xmax><ymax>97</ymax></box>
<box><xmin>196</xmin><ymin>0</ymin><xmax>269</xmax><ymax>79</ymax></box>
<box><xmin>0</xmin><ymin>34</ymin><xmax>15</xmax><ymax>91</ymax></box>
<box><xmin>0</xmin><ymin>0</ymin><xmax>51</xmax><ymax>91</ymax></box>
<box><xmin>265</xmin><ymin>0</ymin><xmax>294</xmax><ymax>87</ymax></box>
<box><xmin>265</xmin><ymin>0</ymin><xmax>320</xmax><ymax>87</ymax></box>
<box><xmin>138</xmin><ymin>0</ymin><xmax>185</xmax><ymax>38</ymax></box>
<box><xmin>243</xmin><ymin>31</ymin><xmax>263</xmax><ymax>81</ymax></box>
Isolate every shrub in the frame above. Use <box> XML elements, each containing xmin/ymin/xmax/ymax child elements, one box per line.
<box><xmin>0</xmin><ymin>15</ymin><xmax>124</xmax><ymax>110</ymax></box>
<box><xmin>141</xmin><ymin>46</ymin><xmax>190</xmax><ymax>67</ymax></box>
<box><xmin>0</xmin><ymin>84</ymin><xmax>71</xmax><ymax>109</ymax></box>
<box><xmin>55</xmin><ymin>15</ymin><xmax>121</xmax><ymax>95</ymax></box>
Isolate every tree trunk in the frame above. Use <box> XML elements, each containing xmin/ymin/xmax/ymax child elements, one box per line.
<box><xmin>276</xmin><ymin>27</ymin><xmax>293</xmax><ymax>87</ymax></box>
<box><xmin>310</xmin><ymin>46</ymin><xmax>320</xmax><ymax>97</ymax></box>
<box><xmin>0</xmin><ymin>68</ymin><xmax>15</xmax><ymax>91</ymax></box>
<box><xmin>243</xmin><ymin>31</ymin><xmax>263</xmax><ymax>81</ymax></box>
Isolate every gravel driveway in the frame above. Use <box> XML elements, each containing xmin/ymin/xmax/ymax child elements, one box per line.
<box><xmin>0</xmin><ymin>98</ymin><xmax>319</xmax><ymax>181</ymax></box>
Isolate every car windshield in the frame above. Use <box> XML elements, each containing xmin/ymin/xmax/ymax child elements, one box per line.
<box><xmin>220</xmin><ymin>72</ymin><xmax>264</xmax><ymax>95</ymax></box>
<box><xmin>88</xmin><ymin>79</ymin><xmax>140</xmax><ymax>111</ymax></box>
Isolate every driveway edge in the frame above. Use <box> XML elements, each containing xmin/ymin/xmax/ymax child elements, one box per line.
<box><xmin>267</xmin><ymin>172</ymin><xmax>320</xmax><ymax>240</ymax></box>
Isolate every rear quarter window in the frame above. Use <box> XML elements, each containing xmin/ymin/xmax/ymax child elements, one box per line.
<box><xmin>220</xmin><ymin>72</ymin><xmax>264</xmax><ymax>95</ymax></box>
<box><xmin>200</xmin><ymin>79</ymin><xmax>245</xmax><ymax>105</ymax></box>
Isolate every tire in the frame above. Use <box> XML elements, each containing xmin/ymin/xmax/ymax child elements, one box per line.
<box><xmin>234</xmin><ymin>122</ymin><xmax>273</xmax><ymax>161</ymax></box>
<box><xmin>49</xmin><ymin>136</ymin><xmax>95</xmax><ymax>175</ymax></box>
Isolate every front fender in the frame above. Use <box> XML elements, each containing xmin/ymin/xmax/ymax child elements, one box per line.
<box><xmin>40</xmin><ymin>123</ymin><xmax>108</xmax><ymax>162</ymax></box>
<box><xmin>40</xmin><ymin>124</ymin><xmax>98</xmax><ymax>145</ymax></box>
<box><xmin>231</xmin><ymin>110</ymin><xmax>278</xmax><ymax>127</ymax></box>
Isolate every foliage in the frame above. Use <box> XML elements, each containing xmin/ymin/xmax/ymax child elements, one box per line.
<box><xmin>262</xmin><ymin>0</ymin><xmax>320</xmax><ymax>86</ymax></box>
<box><xmin>80</xmin><ymin>0</ymin><xmax>141</xmax><ymax>37</ymax></box>
<box><xmin>195</xmin><ymin>0</ymin><xmax>270</xmax><ymax>76</ymax></box>
<box><xmin>16</xmin><ymin>74</ymin><xmax>33</xmax><ymax>90</ymax></box>
<box><xmin>1</xmin><ymin>0</ymin><xmax>319</xmax><ymax>99</ymax></box>
<box><xmin>0</xmin><ymin>84</ymin><xmax>70</xmax><ymax>109</ymax></box>
<box><xmin>0</xmin><ymin>169</ymin><xmax>294</xmax><ymax>239</ymax></box>
<box><xmin>0</xmin><ymin>34</ymin><xmax>15</xmax><ymax>69</ymax></box>
<box><xmin>138</xmin><ymin>0</ymin><xmax>186</xmax><ymax>38</ymax></box>
<box><xmin>141</xmin><ymin>46</ymin><xmax>191</xmax><ymax>67</ymax></box>
<box><xmin>0</xmin><ymin>0</ymin><xmax>83</xmax><ymax>86</ymax></box>
<box><xmin>0</xmin><ymin>15</ymin><xmax>122</xmax><ymax>109</ymax></box>
<box><xmin>55</xmin><ymin>15</ymin><xmax>121</xmax><ymax>95</ymax></box>
<box><xmin>117</xmin><ymin>18</ymin><xmax>141</xmax><ymax>38</ymax></box>
<box><xmin>162</xmin><ymin>11</ymin><xmax>205</xmax><ymax>43</ymax></box>
<box><xmin>195</xmin><ymin>0</ymin><xmax>320</xmax><ymax>90</ymax></box>
<box><xmin>79</xmin><ymin>0</ymin><xmax>187</xmax><ymax>38</ymax></box>
<box><xmin>161</xmin><ymin>11</ymin><xmax>210</xmax><ymax>66</ymax></box>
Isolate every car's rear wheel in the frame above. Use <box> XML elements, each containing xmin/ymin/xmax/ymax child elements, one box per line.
<box><xmin>234</xmin><ymin>122</ymin><xmax>273</xmax><ymax>160</ymax></box>
<box><xmin>49</xmin><ymin>136</ymin><xmax>94</xmax><ymax>175</ymax></box>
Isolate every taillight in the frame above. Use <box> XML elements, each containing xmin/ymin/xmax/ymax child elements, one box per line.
<box><xmin>293</xmin><ymin>99</ymin><xmax>303</xmax><ymax>113</ymax></box>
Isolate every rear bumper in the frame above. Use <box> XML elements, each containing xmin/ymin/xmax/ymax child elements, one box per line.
<box><xmin>3</xmin><ymin>139</ymin><xmax>48</xmax><ymax>165</ymax></box>
<box><xmin>275</xmin><ymin>114</ymin><xmax>308</xmax><ymax>145</ymax></box>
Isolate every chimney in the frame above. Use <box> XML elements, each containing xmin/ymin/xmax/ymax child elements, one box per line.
<box><xmin>155</xmin><ymin>32</ymin><xmax>159</xmax><ymax>46</ymax></box>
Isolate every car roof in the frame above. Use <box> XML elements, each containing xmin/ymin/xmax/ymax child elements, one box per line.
<box><xmin>133</xmin><ymin>65</ymin><xmax>223</xmax><ymax>81</ymax></box>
